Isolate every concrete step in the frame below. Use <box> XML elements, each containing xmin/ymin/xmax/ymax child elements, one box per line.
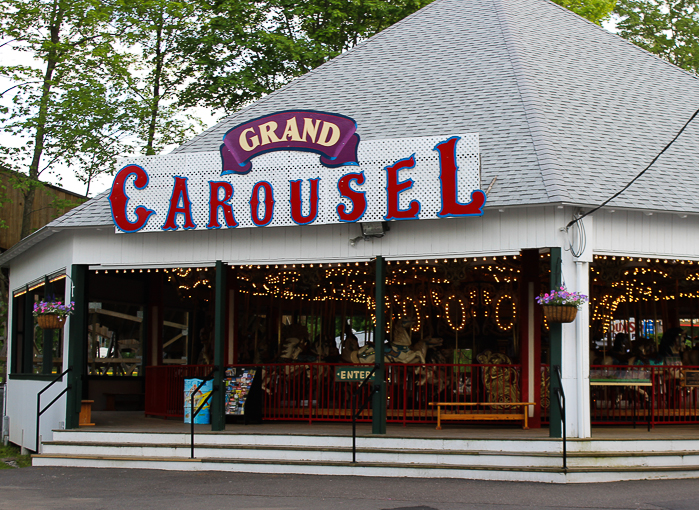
<box><xmin>31</xmin><ymin>452</ymin><xmax>699</xmax><ymax>483</ymax></box>
<box><xmin>39</xmin><ymin>429</ymin><xmax>699</xmax><ymax>482</ymax></box>
<box><xmin>50</xmin><ymin>429</ymin><xmax>699</xmax><ymax>453</ymax></box>
<box><xmin>40</xmin><ymin>437</ymin><xmax>699</xmax><ymax>469</ymax></box>
<box><xmin>49</xmin><ymin>430</ymin><xmax>564</xmax><ymax>452</ymax></box>
<box><xmin>39</xmin><ymin>441</ymin><xmax>564</xmax><ymax>467</ymax></box>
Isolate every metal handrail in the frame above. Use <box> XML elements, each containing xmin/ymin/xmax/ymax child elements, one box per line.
<box><xmin>36</xmin><ymin>367</ymin><xmax>72</xmax><ymax>453</ymax></box>
<box><xmin>553</xmin><ymin>365</ymin><xmax>566</xmax><ymax>471</ymax></box>
<box><xmin>190</xmin><ymin>366</ymin><xmax>218</xmax><ymax>459</ymax></box>
<box><xmin>351</xmin><ymin>364</ymin><xmax>380</xmax><ymax>463</ymax></box>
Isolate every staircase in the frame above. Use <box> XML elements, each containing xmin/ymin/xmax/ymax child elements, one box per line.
<box><xmin>33</xmin><ymin>429</ymin><xmax>699</xmax><ymax>483</ymax></box>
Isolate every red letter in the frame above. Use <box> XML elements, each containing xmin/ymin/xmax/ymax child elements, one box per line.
<box><xmin>250</xmin><ymin>181</ymin><xmax>275</xmax><ymax>226</ymax></box>
<box><xmin>384</xmin><ymin>155</ymin><xmax>420</xmax><ymax>221</ymax></box>
<box><xmin>207</xmin><ymin>181</ymin><xmax>238</xmax><ymax>229</ymax></box>
<box><xmin>436</xmin><ymin>136</ymin><xmax>486</xmax><ymax>217</ymax></box>
<box><xmin>289</xmin><ymin>178</ymin><xmax>320</xmax><ymax>225</ymax></box>
<box><xmin>109</xmin><ymin>165</ymin><xmax>155</xmax><ymax>233</ymax></box>
<box><xmin>161</xmin><ymin>176</ymin><xmax>197</xmax><ymax>230</ymax></box>
<box><xmin>336</xmin><ymin>172</ymin><xmax>366</xmax><ymax>222</ymax></box>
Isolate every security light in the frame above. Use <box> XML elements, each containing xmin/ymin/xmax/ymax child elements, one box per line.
<box><xmin>350</xmin><ymin>222</ymin><xmax>390</xmax><ymax>246</ymax></box>
<box><xmin>360</xmin><ymin>222</ymin><xmax>388</xmax><ymax>237</ymax></box>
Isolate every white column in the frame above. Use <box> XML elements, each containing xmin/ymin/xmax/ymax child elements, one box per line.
<box><xmin>575</xmin><ymin>259</ymin><xmax>591</xmax><ymax>438</ymax></box>
<box><xmin>558</xmin><ymin>212</ymin><xmax>592</xmax><ymax>438</ymax></box>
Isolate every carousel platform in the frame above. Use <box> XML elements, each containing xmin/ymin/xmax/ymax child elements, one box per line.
<box><xmin>32</xmin><ymin>412</ymin><xmax>699</xmax><ymax>483</ymax></box>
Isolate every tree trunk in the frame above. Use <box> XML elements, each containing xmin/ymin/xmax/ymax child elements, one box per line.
<box><xmin>20</xmin><ymin>1</ymin><xmax>63</xmax><ymax>239</ymax></box>
<box><xmin>145</xmin><ymin>18</ymin><xmax>163</xmax><ymax>156</ymax></box>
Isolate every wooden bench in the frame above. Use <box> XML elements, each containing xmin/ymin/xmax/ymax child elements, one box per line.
<box><xmin>429</xmin><ymin>402</ymin><xmax>536</xmax><ymax>430</ymax></box>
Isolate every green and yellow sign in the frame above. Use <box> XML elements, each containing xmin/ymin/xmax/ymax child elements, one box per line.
<box><xmin>334</xmin><ymin>366</ymin><xmax>376</xmax><ymax>383</ymax></box>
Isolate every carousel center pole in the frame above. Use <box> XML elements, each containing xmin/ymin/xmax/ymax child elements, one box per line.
<box><xmin>372</xmin><ymin>256</ymin><xmax>387</xmax><ymax>434</ymax></box>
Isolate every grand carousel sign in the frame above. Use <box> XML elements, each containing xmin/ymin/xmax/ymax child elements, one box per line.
<box><xmin>108</xmin><ymin>110</ymin><xmax>486</xmax><ymax>233</ymax></box>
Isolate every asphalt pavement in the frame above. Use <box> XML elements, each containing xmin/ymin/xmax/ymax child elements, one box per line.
<box><xmin>1</xmin><ymin>467</ymin><xmax>698</xmax><ymax>510</ymax></box>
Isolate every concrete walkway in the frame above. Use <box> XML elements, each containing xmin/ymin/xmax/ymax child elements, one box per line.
<box><xmin>2</xmin><ymin>466</ymin><xmax>699</xmax><ymax>509</ymax></box>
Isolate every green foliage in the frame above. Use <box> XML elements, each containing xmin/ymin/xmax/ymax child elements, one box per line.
<box><xmin>0</xmin><ymin>443</ymin><xmax>32</xmax><ymax>468</ymax></box>
<box><xmin>115</xmin><ymin>0</ymin><xmax>206</xmax><ymax>156</ymax></box>
<box><xmin>0</xmin><ymin>0</ymin><xmax>134</xmax><ymax>231</ymax></box>
<box><xmin>615</xmin><ymin>0</ymin><xmax>699</xmax><ymax>74</ymax></box>
<box><xmin>552</xmin><ymin>0</ymin><xmax>617</xmax><ymax>25</ymax></box>
<box><xmin>179</xmin><ymin>0</ymin><xmax>434</xmax><ymax>113</ymax></box>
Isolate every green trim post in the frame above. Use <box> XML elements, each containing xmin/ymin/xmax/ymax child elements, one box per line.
<box><xmin>211</xmin><ymin>260</ymin><xmax>226</xmax><ymax>431</ymax></box>
<box><xmin>372</xmin><ymin>256</ymin><xmax>387</xmax><ymax>434</ymax></box>
<box><xmin>140</xmin><ymin>301</ymin><xmax>149</xmax><ymax>395</ymax></box>
<box><xmin>66</xmin><ymin>265</ymin><xmax>88</xmax><ymax>429</ymax></box>
<box><xmin>10</xmin><ymin>288</ymin><xmax>20</xmax><ymax>374</ymax></box>
<box><xmin>42</xmin><ymin>276</ymin><xmax>54</xmax><ymax>375</ymax></box>
<box><xmin>23</xmin><ymin>285</ymin><xmax>33</xmax><ymax>373</ymax></box>
<box><xmin>549</xmin><ymin>247</ymin><xmax>563</xmax><ymax>438</ymax></box>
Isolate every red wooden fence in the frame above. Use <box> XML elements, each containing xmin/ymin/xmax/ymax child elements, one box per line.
<box><xmin>146</xmin><ymin>363</ymin><xmax>523</xmax><ymax>423</ymax></box>
<box><xmin>144</xmin><ymin>363</ymin><xmax>699</xmax><ymax>425</ymax></box>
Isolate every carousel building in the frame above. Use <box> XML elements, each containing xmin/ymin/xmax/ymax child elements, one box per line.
<box><xmin>3</xmin><ymin>0</ymin><xmax>699</xmax><ymax>482</ymax></box>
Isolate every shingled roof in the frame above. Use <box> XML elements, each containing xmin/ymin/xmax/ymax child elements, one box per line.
<box><xmin>173</xmin><ymin>0</ymin><xmax>699</xmax><ymax>212</ymax></box>
<box><xmin>2</xmin><ymin>0</ymin><xmax>698</xmax><ymax>266</ymax></box>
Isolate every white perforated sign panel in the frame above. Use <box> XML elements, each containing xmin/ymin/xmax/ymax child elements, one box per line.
<box><xmin>114</xmin><ymin>133</ymin><xmax>480</xmax><ymax>232</ymax></box>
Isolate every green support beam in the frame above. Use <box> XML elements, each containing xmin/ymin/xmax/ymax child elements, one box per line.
<box><xmin>549</xmin><ymin>247</ymin><xmax>563</xmax><ymax>438</ymax></box>
<box><xmin>372</xmin><ymin>256</ymin><xmax>387</xmax><ymax>434</ymax></box>
<box><xmin>66</xmin><ymin>265</ymin><xmax>88</xmax><ymax>430</ymax></box>
<box><xmin>211</xmin><ymin>260</ymin><xmax>226</xmax><ymax>431</ymax></box>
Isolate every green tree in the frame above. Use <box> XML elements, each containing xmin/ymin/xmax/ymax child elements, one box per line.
<box><xmin>552</xmin><ymin>0</ymin><xmax>617</xmax><ymax>25</ymax></box>
<box><xmin>179</xmin><ymin>0</ymin><xmax>434</xmax><ymax>113</ymax></box>
<box><xmin>615</xmin><ymin>0</ymin><xmax>699</xmax><ymax>74</ymax></box>
<box><xmin>0</xmin><ymin>0</ymin><xmax>133</xmax><ymax>236</ymax></box>
<box><xmin>115</xmin><ymin>0</ymin><xmax>205</xmax><ymax>156</ymax></box>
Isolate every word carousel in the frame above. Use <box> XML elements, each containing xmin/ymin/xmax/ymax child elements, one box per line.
<box><xmin>108</xmin><ymin>111</ymin><xmax>485</xmax><ymax>233</ymax></box>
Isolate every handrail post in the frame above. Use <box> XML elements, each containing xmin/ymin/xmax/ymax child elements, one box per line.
<box><xmin>351</xmin><ymin>364</ymin><xmax>379</xmax><ymax>463</ymax></box>
<box><xmin>189</xmin><ymin>366</ymin><xmax>217</xmax><ymax>459</ymax></box>
<box><xmin>352</xmin><ymin>392</ymin><xmax>357</xmax><ymax>463</ymax></box>
<box><xmin>553</xmin><ymin>365</ymin><xmax>566</xmax><ymax>472</ymax></box>
<box><xmin>190</xmin><ymin>385</ymin><xmax>195</xmax><ymax>459</ymax></box>
<box><xmin>36</xmin><ymin>367</ymin><xmax>71</xmax><ymax>453</ymax></box>
<box><xmin>36</xmin><ymin>392</ymin><xmax>41</xmax><ymax>453</ymax></box>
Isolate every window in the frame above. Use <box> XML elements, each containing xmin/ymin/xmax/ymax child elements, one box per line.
<box><xmin>11</xmin><ymin>274</ymin><xmax>66</xmax><ymax>375</ymax></box>
<box><xmin>87</xmin><ymin>301</ymin><xmax>144</xmax><ymax>376</ymax></box>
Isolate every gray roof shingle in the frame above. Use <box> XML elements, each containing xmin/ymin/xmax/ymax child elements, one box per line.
<box><xmin>172</xmin><ymin>0</ymin><xmax>699</xmax><ymax>213</ymax></box>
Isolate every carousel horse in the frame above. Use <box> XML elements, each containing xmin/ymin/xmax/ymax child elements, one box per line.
<box><xmin>346</xmin><ymin>319</ymin><xmax>447</xmax><ymax>403</ymax></box>
<box><xmin>262</xmin><ymin>328</ymin><xmax>335</xmax><ymax>395</ymax></box>
<box><xmin>347</xmin><ymin>318</ymin><xmax>441</xmax><ymax>364</ymax></box>
<box><xmin>340</xmin><ymin>331</ymin><xmax>360</xmax><ymax>363</ymax></box>
<box><xmin>476</xmin><ymin>350</ymin><xmax>520</xmax><ymax>407</ymax></box>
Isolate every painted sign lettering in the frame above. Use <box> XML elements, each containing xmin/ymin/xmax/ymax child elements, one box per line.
<box><xmin>334</xmin><ymin>366</ymin><xmax>376</xmax><ymax>383</ymax></box>
<box><xmin>220</xmin><ymin>110</ymin><xmax>360</xmax><ymax>175</ymax></box>
<box><xmin>109</xmin><ymin>164</ymin><xmax>156</xmax><ymax>233</ymax></box>
<box><xmin>110</xmin><ymin>131</ymin><xmax>483</xmax><ymax>233</ymax></box>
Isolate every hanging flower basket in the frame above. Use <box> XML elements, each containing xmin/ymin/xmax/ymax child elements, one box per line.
<box><xmin>34</xmin><ymin>300</ymin><xmax>74</xmax><ymax>329</ymax></box>
<box><xmin>37</xmin><ymin>314</ymin><xmax>66</xmax><ymax>329</ymax></box>
<box><xmin>536</xmin><ymin>286</ymin><xmax>588</xmax><ymax>324</ymax></box>
<box><xmin>542</xmin><ymin>305</ymin><xmax>578</xmax><ymax>323</ymax></box>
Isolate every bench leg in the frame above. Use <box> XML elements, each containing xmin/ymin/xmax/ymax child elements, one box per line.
<box><xmin>522</xmin><ymin>406</ymin><xmax>529</xmax><ymax>430</ymax></box>
<box><xmin>436</xmin><ymin>407</ymin><xmax>442</xmax><ymax>430</ymax></box>
<box><xmin>79</xmin><ymin>400</ymin><xmax>95</xmax><ymax>426</ymax></box>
